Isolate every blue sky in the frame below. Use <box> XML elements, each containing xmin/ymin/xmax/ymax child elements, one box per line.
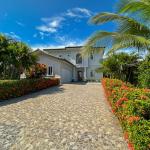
<box><xmin>0</xmin><ymin>0</ymin><xmax>117</xmax><ymax>49</ymax></box>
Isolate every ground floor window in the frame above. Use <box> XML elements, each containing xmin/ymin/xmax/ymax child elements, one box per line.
<box><xmin>48</xmin><ymin>66</ymin><xmax>53</xmax><ymax>75</ymax></box>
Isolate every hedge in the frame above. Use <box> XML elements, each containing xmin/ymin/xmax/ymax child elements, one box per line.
<box><xmin>102</xmin><ymin>78</ymin><xmax>150</xmax><ymax>150</ymax></box>
<box><xmin>0</xmin><ymin>78</ymin><xmax>60</xmax><ymax>100</ymax></box>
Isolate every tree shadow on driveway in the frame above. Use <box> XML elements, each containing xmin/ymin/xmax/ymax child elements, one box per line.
<box><xmin>0</xmin><ymin>85</ymin><xmax>65</xmax><ymax>107</ymax></box>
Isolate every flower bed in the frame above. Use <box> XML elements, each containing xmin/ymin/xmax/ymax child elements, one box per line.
<box><xmin>102</xmin><ymin>78</ymin><xmax>150</xmax><ymax>150</ymax></box>
<box><xmin>0</xmin><ymin>78</ymin><xmax>60</xmax><ymax>100</ymax></box>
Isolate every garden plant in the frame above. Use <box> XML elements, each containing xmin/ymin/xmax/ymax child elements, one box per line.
<box><xmin>102</xmin><ymin>78</ymin><xmax>150</xmax><ymax>150</ymax></box>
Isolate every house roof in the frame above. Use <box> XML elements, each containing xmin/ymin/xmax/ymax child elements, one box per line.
<box><xmin>43</xmin><ymin>46</ymin><xmax>82</xmax><ymax>51</ymax></box>
<box><xmin>33</xmin><ymin>49</ymin><xmax>76</xmax><ymax>67</ymax></box>
<box><xmin>43</xmin><ymin>46</ymin><xmax>105</xmax><ymax>51</ymax></box>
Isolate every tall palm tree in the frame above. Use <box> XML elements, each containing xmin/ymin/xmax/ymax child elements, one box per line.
<box><xmin>83</xmin><ymin>0</ymin><xmax>150</xmax><ymax>55</ymax></box>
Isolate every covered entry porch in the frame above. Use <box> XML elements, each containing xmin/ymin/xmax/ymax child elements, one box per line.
<box><xmin>73</xmin><ymin>67</ymin><xmax>87</xmax><ymax>82</ymax></box>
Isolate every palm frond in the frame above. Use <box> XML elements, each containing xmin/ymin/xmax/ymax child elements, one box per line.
<box><xmin>91</xmin><ymin>12</ymin><xmax>123</xmax><ymax>25</ymax></box>
<box><xmin>116</xmin><ymin>0</ymin><xmax>132</xmax><ymax>12</ymax></box>
<box><xmin>119</xmin><ymin>0</ymin><xmax>150</xmax><ymax>20</ymax></box>
<box><xmin>82</xmin><ymin>31</ymin><xmax>150</xmax><ymax>55</ymax></box>
<box><xmin>82</xmin><ymin>31</ymin><xmax>113</xmax><ymax>55</ymax></box>
<box><xmin>91</xmin><ymin>12</ymin><xmax>150</xmax><ymax>38</ymax></box>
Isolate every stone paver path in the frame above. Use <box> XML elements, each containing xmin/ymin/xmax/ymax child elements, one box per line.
<box><xmin>0</xmin><ymin>83</ymin><xmax>128</xmax><ymax>150</ymax></box>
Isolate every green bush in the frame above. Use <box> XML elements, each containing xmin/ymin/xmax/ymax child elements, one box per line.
<box><xmin>102</xmin><ymin>78</ymin><xmax>150</xmax><ymax>150</ymax></box>
<box><xmin>0</xmin><ymin>78</ymin><xmax>60</xmax><ymax>100</ymax></box>
<box><xmin>98</xmin><ymin>53</ymin><xmax>139</xmax><ymax>85</ymax></box>
<box><xmin>138</xmin><ymin>55</ymin><xmax>150</xmax><ymax>89</ymax></box>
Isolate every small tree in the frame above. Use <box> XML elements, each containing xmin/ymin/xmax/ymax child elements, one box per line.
<box><xmin>0</xmin><ymin>34</ymin><xmax>37</xmax><ymax>79</ymax></box>
<box><xmin>97</xmin><ymin>52</ymin><xmax>140</xmax><ymax>84</ymax></box>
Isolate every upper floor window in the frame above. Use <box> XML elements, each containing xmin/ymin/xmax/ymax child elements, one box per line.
<box><xmin>90</xmin><ymin>52</ymin><xmax>94</xmax><ymax>60</ymax></box>
<box><xmin>76</xmin><ymin>53</ymin><xmax>82</xmax><ymax>64</ymax></box>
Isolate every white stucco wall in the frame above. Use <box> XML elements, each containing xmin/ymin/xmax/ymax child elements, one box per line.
<box><xmin>36</xmin><ymin>51</ymin><xmax>74</xmax><ymax>83</ymax></box>
<box><xmin>87</xmin><ymin>50</ymin><xmax>103</xmax><ymax>80</ymax></box>
<box><xmin>60</xmin><ymin>63</ymin><xmax>73</xmax><ymax>83</ymax></box>
<box><xmin>43</xmin><ymin>47</ymin><xmax>104</xmax><ymax>81</ymax></box>
<box><xmin>44</xmin><ymin>48</ymin><xmax>89</xmax><ymax>67</ymax></box>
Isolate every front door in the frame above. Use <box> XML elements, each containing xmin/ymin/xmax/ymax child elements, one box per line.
<box><xmin>77</xmin><ymin>71</ymin><xmax>83</xmax><ymax>81</ymax></box>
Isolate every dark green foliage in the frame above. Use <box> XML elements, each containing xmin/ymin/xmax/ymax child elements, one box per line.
<box><xmin>0</xmin><ymin>78</ymin><xmax>60</xmax><ymax>100</ymax></box>
<box><xmin>0</xmin><ymin>34</ymin><xmax>37</xmax><ymax>79</ymax></box>
<box><xmin>138</xmin><ymin>55</ymin><xmax>150</xmax><ymax>88</ymax></box>
<box><xmin>98</xmin><ymin>52</ymin><xmax>139</xmax><ymax>84</ymax></box>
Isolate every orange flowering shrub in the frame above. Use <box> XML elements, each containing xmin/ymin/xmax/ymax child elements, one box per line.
<box><xmin>0</xmin><ymin>78</ymin><xmax>60</xmax><ymax>100</ymax></box>
<box><xmin>127</xmin><ymin>116</ymin><xmax>140</xmax><ymax>124</ymax></box>
<box><xmin>102</xmin><ymin>78</ymin><xmax>150</xmax><ymax>150</ymax></box>
<box><xmin>115</xmin><ymin>97</ymin><xmax>128</xmax><ymax>107</ymax></box>
<box><xmin>27</xmin><ymin>63</ymin><xmax>47</xmax><ymax>78</ymax></box>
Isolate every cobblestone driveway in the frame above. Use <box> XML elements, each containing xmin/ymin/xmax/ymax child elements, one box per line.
<box><xmin>0</xmin><ymin>83</ymin><xmax>128</xmax><ymax>150</ymax></box>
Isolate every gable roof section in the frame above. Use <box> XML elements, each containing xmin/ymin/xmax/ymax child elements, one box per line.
<box><xmin>43</xmin><ymin>46</ymin><xmax>105</xmax><ymax>52</ymax></box>
<box><xmin>43</xmin><ymin>46</ymin><xmax>82</xmax><ymax>51</ymax></box>
<box><xmin>33</xmin><ymin>49</ymin><xmax>76</xmax><ymax>67</ymax></box>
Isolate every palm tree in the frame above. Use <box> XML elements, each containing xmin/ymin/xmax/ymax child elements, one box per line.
<box><xmin>0</xmin><ymin>34</ymin><xmax>37</xmax><ymax>79</ymax></box>
<box><xmin>83</xmin><ymin>0</ymin><xmax>150</xmax><ymax>55</ymax></box>
<box><xmin>7</xmin><ymin>41</ymin><xmax>38</xmax><ymax>79</ymax></box>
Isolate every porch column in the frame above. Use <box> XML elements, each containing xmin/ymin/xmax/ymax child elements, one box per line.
<box><xmin>84</xmin><ymin>67</ymin><xmax>87</xmax><ymax>81</ymax></box>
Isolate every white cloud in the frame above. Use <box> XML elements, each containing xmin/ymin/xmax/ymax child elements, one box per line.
<box><xmin>36</xmin><ymin>17</ymin><xmax>64</xmax><ymax>33</ymax></box>
<box><xmin>65</xmin><ymin>8</ymin><xmax>93</xmax><ymax>18</ymax></box>
<box><xmin>36</xmin><ymin>8</ymin><xmax>94</xmax><ymax>35</ymax></box>
<box><xmin>5</xmin><ymin>32</ymin><xmax>21</xmax><ymax>40</ymax></box>
<box><xmin>36</xmin><ymin>25</ymin><xmax>57</xmax><ymax>33</ymax></box>
<box><xmin>16</xmin><ymin>21</ymin><xmax>25</xmax><ymax>27</ymax></box>
<box><xmin>33</xmin><ymin>32</ymin><xmax>51</xmax><ymax>40</ymax></box>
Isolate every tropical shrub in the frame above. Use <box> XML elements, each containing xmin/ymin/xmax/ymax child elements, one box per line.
<box><xmin>102</xmin><ymin>78</ymin><xmax>150</xmax><ymax>150</ymax></box>
<box><xmin>97</xmin><ymin>52</ymin><xmax>139</xmax><ymax>84</ymax></box>
<box><xmin>0</xmin><ymin>34</ymin><xmax>37</xmax><ymax>80</ymax></box>
<box><xmin>138</xmin><ymin>55</ymin><xmax>150</xmax><ymax>89</ymax></box>
<box><xmin>0</xmin><ymin>78</ymin><xmax>60</xmax><ymax>100</ymax></box>
<box><xmin>26</xmin><ymin>63</ymin><xmax>47</xmax><ymax>78</ymax></box>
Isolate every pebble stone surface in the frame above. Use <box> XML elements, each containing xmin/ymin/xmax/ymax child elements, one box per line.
<box><xmin>0</xmin><ymin>83</ymin><xmax>128</xmax><ymax>150</ymax></box>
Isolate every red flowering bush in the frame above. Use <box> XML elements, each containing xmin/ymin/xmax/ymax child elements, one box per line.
<box><xmin>102</xmin><ymin>78</ymin><xmax>150</xmax><ymax>150</ymax></box>
<box><xmin>27</xmin><ymin>63</ymin><xmax>47</xmax><ymax>78</ymax></box>
<box><xmin>0</xmin><ymin>78</ymin><xmax>60</xmax><ymax>100</ymax></box>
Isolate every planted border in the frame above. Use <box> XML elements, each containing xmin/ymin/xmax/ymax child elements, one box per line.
<box><xmin>102</xmin><ymin>78</ymin><xmax>150</xmax><ymax>150</ymax></box>
<box><xmin>0</xmin><ymin>78</ymin><xmax>60</xmax><ymax>100</ymax></box>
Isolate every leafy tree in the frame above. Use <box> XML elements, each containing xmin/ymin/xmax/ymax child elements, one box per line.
<box><xmin>138</xmin><ymin>55</ymin><xmax>150</xmax><ymax>88</ymax></box>
<box><xmin>97</xmin><ymin>52</ymin><xmax>140</xmax><ymax>84</ymax></box>
<box><xmin>83</xmin><ymin>0</ymin><xmax>150</xmax><ymax>54</ymax></box>
<box><xmin>0</xmin><ymin>34</ymin><xmax>10</xmax><ymax>78</ymax></box>
<box><xmin>0</xmin><ymin>34</ymin><xmax>37</xmax><ymax>79</ymax></box>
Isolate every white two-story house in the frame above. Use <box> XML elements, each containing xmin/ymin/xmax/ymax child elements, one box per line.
<box><xmin>34</xmin><ymin>46</ymin><xmax>104</xmax><ymax>83</ymax></box>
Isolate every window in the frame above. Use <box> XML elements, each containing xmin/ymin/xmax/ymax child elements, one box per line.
<box><xmin>90</xmin><ymin>71</ymin><xmax>94</xmax><ymax>77</ymax></box>
<box><xmin>90</xmin><ymin>52</ymin><xmax>94</xmax><ymax>60</ymax></box>
<box><xmin>48</xmin><ymin>66</ymin><xmax>53</xmax><ymax>75</ymax></box>
<box><xmin>76</xmin><ymin>53</ymin><xmax>82</xmax><ymax>64</ymax></box>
